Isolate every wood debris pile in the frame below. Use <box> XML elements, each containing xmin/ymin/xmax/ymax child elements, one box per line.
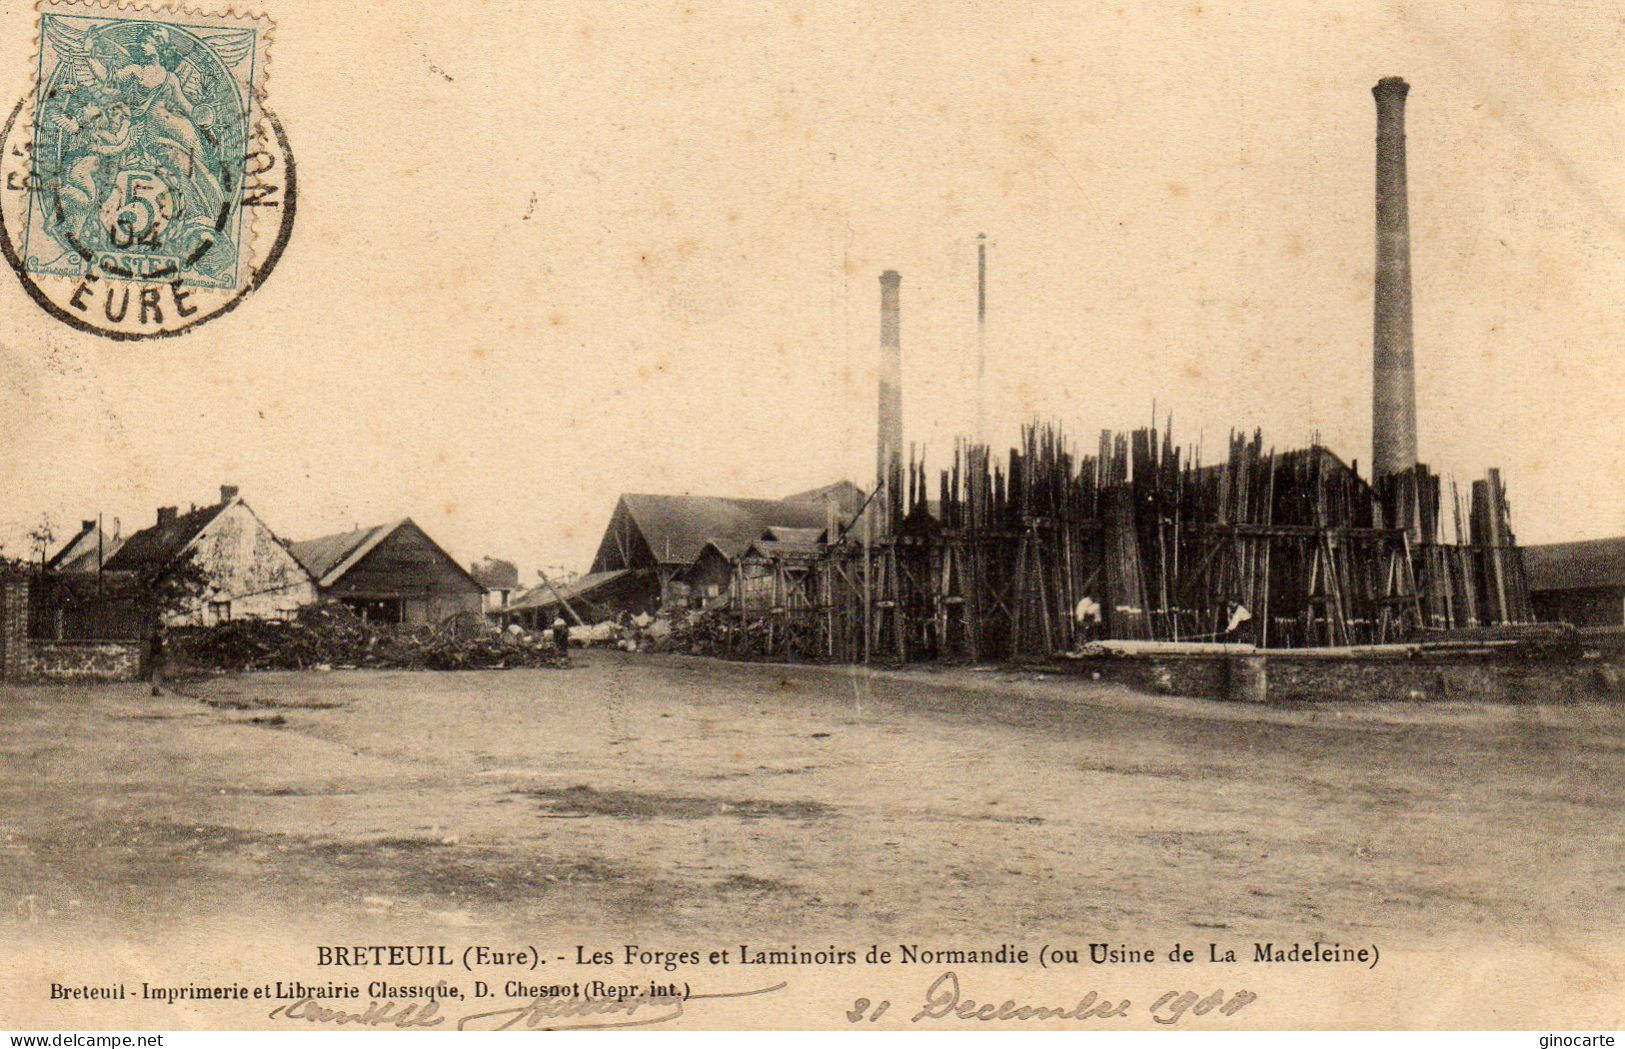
<box><xmin>176</xmin><ymin>602</ymin><xmax>562</xmax><ymax>671</ymax></box>
<box><xmin>643</xmin><ymin>610</ymin><xmax>736</xmax><ymax>657</ymax></box>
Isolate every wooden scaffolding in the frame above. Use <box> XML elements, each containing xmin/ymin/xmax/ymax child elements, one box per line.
<box><xmin>723</xmin><ymin>421</ymin><xmax>1533</xmax><ymax>663</ymax></box>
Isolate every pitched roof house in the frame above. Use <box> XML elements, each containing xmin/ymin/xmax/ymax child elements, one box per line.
<box><xmin>586</xmin><ymin>483</ymin><xmax>858</xmax><ymax>610</ymax></box>
<box><xmin>684</xmin><ymin>541</ymin><xmax>739</xmax><ymax>609</ymax></box>
<box><xmin>102</xmin><ymin>486</ymin><xmax>317</xmax><ymax>625</ymax></box>
<box><xmin>289</xmin><ymin>518</ymin><xmax>485</xmax><ymax>626</ymax></box>
<box><xmin>471</xmin><ymin>556</ymin><xmax>521</xmax><ymax>615</ymax></box>
<box><xmin>593</xmin><ymin>494</ymin><xmax>834</xmax><ymax>570</ymax></box>
<box><xmin>46</xmin><ymin>519</ymin><xmax>125</xmax><ymax>575</ymax></box>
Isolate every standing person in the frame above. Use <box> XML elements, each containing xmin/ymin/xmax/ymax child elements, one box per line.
<box><xmin>147</xmin><ymin>618</ymin><xmax>167</xmax><ymax>696</ymax></box>
<box><xmin>552</xmin><ymin>617</ymin><xmax>571</xmax><ymax>666</ymax></box>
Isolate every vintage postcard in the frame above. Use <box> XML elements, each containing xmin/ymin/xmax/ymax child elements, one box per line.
<box><xmin>0</xmin><ymin>0</ymin><xmax>1621</xmax><ymax>1035</ymax></box>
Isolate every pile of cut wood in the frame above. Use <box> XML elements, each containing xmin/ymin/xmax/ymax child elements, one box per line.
<box><xmin>176</xmin><ymin>602</ymin><xmax>561</xmax><ymax>671</ymax></box>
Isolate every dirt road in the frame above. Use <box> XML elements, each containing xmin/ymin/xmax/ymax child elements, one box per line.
<box><xmin>2</xmin><ymin>652</ymin><xmax>1621</xmax><ymax>952</ymax></box>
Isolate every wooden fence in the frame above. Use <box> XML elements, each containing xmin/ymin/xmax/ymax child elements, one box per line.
<box><xmin>26</xmin><ymin>572</ymin><xmax>148</xmax><ymax>641</ymax></box>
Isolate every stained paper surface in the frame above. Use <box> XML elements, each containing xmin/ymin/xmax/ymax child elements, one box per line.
<box><xmin>0</xmin><ymin>0</ymin><xmax>1621</xmax><ymax>1032</ymax></box>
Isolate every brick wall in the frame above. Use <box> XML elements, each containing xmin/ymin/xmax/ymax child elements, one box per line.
<box><xmin>1</xmin><ymin>574</ymin><xmax>27</xmax><ymax>678</ymax></box>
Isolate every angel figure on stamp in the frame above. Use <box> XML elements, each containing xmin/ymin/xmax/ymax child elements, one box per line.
<box><xmin>48</xmin><ymin>100</ymin><xmax>132</xmax><ymax>244</ymax></box>
<box><xmin>110</xmin><ymin>26</ymin><xmax>226</xmax><ymax>222</ymax></box>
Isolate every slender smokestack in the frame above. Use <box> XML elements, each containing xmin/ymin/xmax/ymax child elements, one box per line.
<box><xmin>877</xmin><ymin>270</ymin><xmax>903</xmax><ymax>507</ymax></box>
<box><xmin>975</xmin><ymin>233</ymin><xmax>987</xmax><ymax>444</ymax></box>
<box><xmin>1372</xmin><ymin>76</ymin><xmax>1418</xmax><ymax>481</ymax></box>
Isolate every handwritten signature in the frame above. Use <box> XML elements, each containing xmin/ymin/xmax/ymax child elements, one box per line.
<box><xmin>270</xmin><ymin>984</ymin><xmax>788</xmax><ymax>1032</ymax></box>
<box><xmin>268</xmin><ymin>996</ymin><xmax>446</xmax><ymax>1029</ymax></box>
<box><xmin>456</xmin><ymin>983</ymin><xmax>788</xmax><ymax>1031</ymax></box>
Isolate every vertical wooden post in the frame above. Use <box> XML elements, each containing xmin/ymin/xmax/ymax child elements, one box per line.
<box><xmin>862</xmin><ymin>504</ymin><xmax>872</xmax><ymax>665</ymax></box>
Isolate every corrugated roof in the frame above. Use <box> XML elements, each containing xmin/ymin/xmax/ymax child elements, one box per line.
<box><xmin>103</xmin><ymin>503</ymin><xmax>228</xmax><ymax>571</ymax></box>
<box><xmin>288</xmin><ymin>521</ymin><xmax>404</xmax><ymax>584</ymax></box>
<box><xmin>621</xmin><ymin>493</ymin><xmax>834</xmax><ymax>566</ymax></box>
<box><xmin>1524</xmin><ymin>537</ymin><xmax>1625</xmax><ymax>593</ymax></box>
<box><xmin>508</xmin><ymin>569</ymin><xmax>634</xmax><ymax>612</ymax></box>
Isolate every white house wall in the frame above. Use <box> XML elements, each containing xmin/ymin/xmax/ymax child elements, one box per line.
<box><xmin>169</xmin><ymin>502</ymin><xmax>317</xmax><ymax>625</ymax></box>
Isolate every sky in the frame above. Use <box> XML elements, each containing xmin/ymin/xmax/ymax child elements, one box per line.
<box><xmin>1</xmin><ymin>0</ymin><xmax>1620</xmax><ymax>581</ymax></box>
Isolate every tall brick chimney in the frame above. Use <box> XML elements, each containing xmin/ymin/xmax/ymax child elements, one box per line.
<box><xmin>1372</xmin><ymin>76</ymin><xmax>1419</xmax><ymax>481</ymax></box>
<box><xmin>157</xmin><ymin>506</ymin><xmax>178</xmax><ymax>526</ymax></box>
<box><xmin>220</xmin><ymin>484</ymin><xmax>239</xmax><ymax>504</ymax></box>
<box><xmin>877</xmin><ymin>270</ymin><xmax>903</xmax><ymax>522</ymax></box>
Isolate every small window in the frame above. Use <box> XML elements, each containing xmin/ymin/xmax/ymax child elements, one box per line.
<box><xmin>209</xmin><ymin>600</ymin><xmax>231</xmax><ymax>622</ymax></box>
<box><xmin>345</xmin><ymin>598</ymin><xmax>405</xmax><ymax>625</ymax></box>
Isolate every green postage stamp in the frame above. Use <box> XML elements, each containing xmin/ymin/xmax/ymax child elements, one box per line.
<box><xmin>0</xmin><ymin>0</ymin><xmax>288</xmax><ymax>338</ymax></box>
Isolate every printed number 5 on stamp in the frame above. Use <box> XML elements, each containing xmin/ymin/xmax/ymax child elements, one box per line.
<box><xmin>1</xmin><ymin>0</ymin><xmax>292</xmax><ymax>339</ymax></box>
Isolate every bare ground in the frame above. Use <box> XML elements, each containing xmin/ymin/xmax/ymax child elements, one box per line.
<box><xmin>2</xmin><ymin>651</ymin><xmax>1621</xmax><ymax>951</ymax></box>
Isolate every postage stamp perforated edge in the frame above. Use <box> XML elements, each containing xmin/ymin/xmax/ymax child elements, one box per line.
<box><xmin>20</xmin><ymin>0</ymin><xmax>274</xmax><ymax>292</ymax></box>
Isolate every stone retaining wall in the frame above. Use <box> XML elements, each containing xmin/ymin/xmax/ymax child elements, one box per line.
<box><xmin>1072</xmin><ymin>651</ymin><xmax>1622</xmax><ymax>704</ymax></box>
<box><xmin>23</xmin><ymin>639</ymin><xmax>144</xmax><ymax>681</ymax></box>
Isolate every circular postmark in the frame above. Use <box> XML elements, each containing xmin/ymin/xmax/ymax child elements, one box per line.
<box><xmin>0</xmin><ymin>90</ymin><xmax>295</xmax><ymax>340</ymax></box>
